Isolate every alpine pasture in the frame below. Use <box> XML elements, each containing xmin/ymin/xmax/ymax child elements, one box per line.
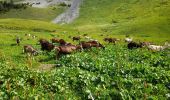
<box><xmin>0</xmin><ymin>0</ymin><xmax>170</xmax><ymax>99</ymax></box>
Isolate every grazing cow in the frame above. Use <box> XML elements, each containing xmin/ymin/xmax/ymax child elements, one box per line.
<box><xmin>39</xmin><ymin>39</ymin><xmax>49</xmax><ymax>45</ymax></box>
<box><xmin>59</xmin><ymin>39</ymin><xmax>67</xmax><ymax>45</ymax></box>
<box><xmin>59</xmin><ymin>39</ymin><xmax>72</xmax><ymax>46</ymax></box>
<box><xmin>54</xmin><ymin>45</ymin><xmax>82</xmax><ymax>59</ymax></box>
<box><xmin>23</xmin><ymin>45</ymin><xmax>38</xmax><ymax>56</ymax></box>
<box><xmin>89</xmin><ymin>38</ymin><xmax>98</xmax><ymax>42</ymax></box>
<box><xmin>25</xmin><ymin>33</ymin><xmax>31</xmax><ymax>37</ymax></box>
<box><xmin>32</xmin><ymin>35</ymin><xmax>37</xmax><ymax>39</ymax></box>
<box><xmin>73</xmin><ymin>36</ymin><xmax>81</xmax><ymax>41</ymax></box>
<box><xmin>25</xmin><ymin>33</ymin><xmax>31</xmax><ymax>40</ymax></box>
<box><xmin>127</xmin><ymin>42</ymin><xmax>143</xmax><ymax>49</ymax></box>
<box><xmin>85</xmin><ymin>36</ymin><xmax>90</xmax><ymax>40</ymax></box>
<box><xmin>51</xmin><ymin>38</ymin><xmax>60</xmax><ymax>43</ymax></box>
<box><xmin>125</xmin><ymin>38</ymin><xmax>133</xmax><ymax>43</ymax></box>
<box><xmin>39</xmin><ymin>39</ymin><xmax>54</xmax><ymax>52</ymax></box>
<box><xmin>80</xmin><ymin>41</ymin><xmax>105</xmax><ymax>49</ymax></box>
<box><xmin>83</xmin><ymin>34</ymin><xmax>88</xmax><ymax>36</ymax></box>
<box><xmin>16</xmin><ymin>37</ymin><xmax>21</xmax><ymax>46</ymax></box>
<box><xmin>104</xmin><ymin>38</ymin><xmax>120</xmax><ymax>44</ymax></box>
<box><xmin>147</xmin><ymin>44</ymin><xmax>169</xmax><ymax>51</ymax></box>
<box><xmin>100</xmin><ymin>34</ymin><xmax>104</xmax><ymax>36</ymax></box>
<box><xmin>141</xmin><ymin>42</ymin><xmax>153</xmax><ymax>47</ymax></box>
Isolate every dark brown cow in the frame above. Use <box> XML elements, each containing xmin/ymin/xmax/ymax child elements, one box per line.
<box><xmin>80</xmin><ymin>41</ymin><xmax>105</xmax><ymax>49</ymax></box>
<box><xmin>39</xmin><ymin>39</ymin><xmax>49</xmax><ymax>44</ymax></box>
<box><xmin>23</xmin><ymin>45</ymin><xmax>38</xmax><ymax>56</ymax></box>
<box><xmin>59</xmin><ymin>39</ymin><xmax>72</xmax><ymax>46</ymax></box>
<box><xmin>72</xmin><ymin>36</ymin><xmax>81</xmax><ymax>41</ymax></box>
<box><xmin>16</xmin><ymin>37</ymin><xmax>21</xmax><ymax>46</ymax></box>
<box><xmin>59</xmin><ymin>39</ymin><xmax>67</xmax><ymax>45</ymax></box>
<box><xmin>127</xmin><ymin>42</ymin><xmax>143</xmax><ymax>49</ymax></box>
<box><xmin>39</xmin><ymin>39</ymin><xmax>54</xmax><ymax>51</ymax></box>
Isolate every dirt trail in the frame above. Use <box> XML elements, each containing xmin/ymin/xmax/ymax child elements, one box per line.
<box><xmin>52</xmin><ymin>0</ymin><xmax>82</xmax><ymax>24</ymax></box>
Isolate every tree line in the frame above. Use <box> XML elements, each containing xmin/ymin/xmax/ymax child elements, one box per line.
<box><xmin>0</xmin><ymin>0</ymin><xmax>28</xmax><ymax>13</ymax></box>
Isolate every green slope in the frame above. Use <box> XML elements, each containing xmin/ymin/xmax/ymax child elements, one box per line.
<box><xmin>0</xmin><ymin>6</ymin><xmax>66</xmax><ymax>21</ymax></box>
<box><xmin>0</xmin><ymin>18</ymin><xmax>61</xmax><ymax>32</ymax></box>
<box><xmin>0</xmin><ymin>0</ymin><xmax>169</xmax><ymax>41</ymax></box>
<box><xmin>70</xmin><ymin>0</ymin><xmax>170</xmax><ymax>40</ymax></box>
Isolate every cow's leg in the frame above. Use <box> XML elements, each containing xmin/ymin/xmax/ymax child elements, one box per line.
<box><xmin>113</xmin><ymin>41</ymin><xmax>116</xmax><ymax>45</ymax></box>
<box><xmin>23</xmin><ymin>49</ymin><xmax>25</xmax><ymax>54</ymax></box>
<box><xmin>56</xmin><ymin>52</ymin><xmax>60</xmax><ymax>60</ymax></box>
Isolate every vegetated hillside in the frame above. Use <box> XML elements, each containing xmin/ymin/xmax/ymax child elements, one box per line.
<box><xmin>0</xmin><ymin>44</ymin><xmax>170</xmax><ymax>99</ymax></box>
<box><xmin>1</xmin><ymin>0</ymin><xmax>170</xmax><ymax>42</ymax></box>
<box><xmin>0</xmin><ymin>18</ymin><xmax>61</xmax><ymax>32</ymax></box>
<box><xmin>0</xmin><ymin>6</ymin><xmax>66</xmax><ymax>21</ymax></box>
<box><xmin>72</xmin><ymin>0</ymin><xmax>170</xmax><ymax>40</ymax></box>
<box><xmin>0</xmin><ymin>5</ymin><xmax>66</xmax><ymax>22</ymax></box>
<box><xmin>0</xmin><ymin>0</ymin><xmax>170</xmax><ymax>99</ymax></box>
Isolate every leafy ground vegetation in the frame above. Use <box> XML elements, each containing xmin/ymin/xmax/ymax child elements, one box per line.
<box><xmin>0</xmin><ymin>44</ymin><xmax>170</xmax><ymax>99</ymax></box>
<box><xmin>0</xmin><ymin>0</ymin><xmax>170</xmax><ymax>99</ymax></box>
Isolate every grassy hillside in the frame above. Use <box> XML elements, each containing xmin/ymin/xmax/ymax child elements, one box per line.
<box><xmin>1</xmin><ymin>0</ymin><xmax>169</xmax><ymax>42</ymax></box>
<box><xmin>70</xmin><ymin>0</ymin><xmax>170</xmax><ymax>41</ymax></box>
<box><xmin>0</xmin><ymin>18</ymin><xmax>62</xmax><ymax>32</ymax></box>
<box><xmin>0</xmin><ymin>6</ymin><xmax>66</xmax><ymax>21</ymax></box>
<box><xmin>0</xmin><ymin>0</ymin><xmax>170</xmax><ymax>99</ymax></box>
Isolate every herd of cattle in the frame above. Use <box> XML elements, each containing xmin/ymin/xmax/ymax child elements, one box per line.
<box><xmin>17</xmin><ymin>34</ymin><xmax>170</xmax><ymax>59</ymax></box>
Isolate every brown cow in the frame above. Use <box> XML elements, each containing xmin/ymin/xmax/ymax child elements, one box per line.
<box><xmin>23</xmin><ymin>45</ymin><xmax>38</xmax><ymax>56</ymax></box>
<box><xmin>39</xmin><ymin>39</ymin><xmax>54</xmax><ymax>51</ymax></box>
<box><xmin>73</xmin><ymin>36</ymin><xmax>81</xmax><ymax>41</ymax></box>
<box><xmin>104</xmin><ymin>38</ymin><xmax>120</xmax><ymax>44</ymax></box>
<box><xmin>59</xmin><ymin>39</ymin><xmax>72</xmax><ymax>46</ymax></box>
<box><xmin>80</xmin><ymin>41</ymin><xmax>105</xmax><ymax>49</ymax></box>
<box><xmin>54</xmin><ymin>45</ymin><xmax>82</xmax><ymax>59</ymax></box>
<box><xmin>51</xmin><ymin>38</ymin><xmax>60</xmax><ymax>43</ymax></box>
<box><xmin>16</xmin><ymin>37</ymin><xmax>21</xmax><ymax>46</ymax></box>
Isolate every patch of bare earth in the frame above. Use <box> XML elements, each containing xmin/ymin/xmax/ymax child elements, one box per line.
<box><xmin>38</xmin><ymin>64</ymin><xmax>57</xmax><ymax>71</ymax></box>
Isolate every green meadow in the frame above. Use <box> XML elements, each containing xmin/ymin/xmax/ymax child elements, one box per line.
<box><xmin>0</xmin><ymin>0</ymin><xmax>170</xmax><ymax>99</ymax></box>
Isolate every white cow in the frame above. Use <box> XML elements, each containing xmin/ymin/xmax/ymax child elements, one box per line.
<box><xmin>147</xmin><ymin>43</ymin><xmax>170</xmax><ymax>51</ymax></box>
<box><xmin>125</xmin><ymin>38</ymin><xmax>133</xmax><ymax>43</ymax></box>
